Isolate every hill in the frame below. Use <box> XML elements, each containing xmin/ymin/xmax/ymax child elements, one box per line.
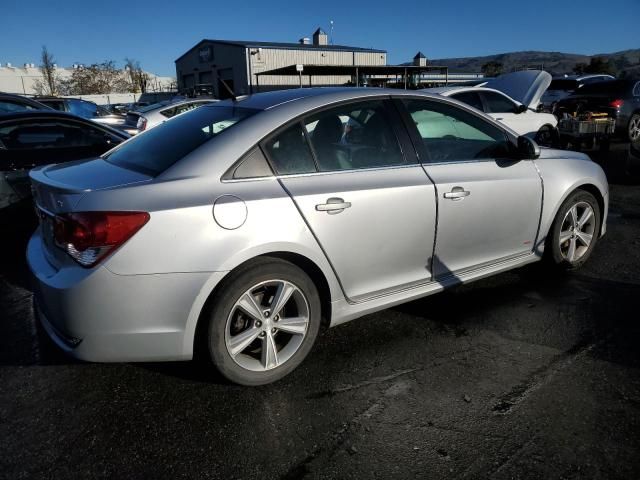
<box><xmin>429</xmin><ymin>49</ymin><xmax>640</xmax><ymax>76</ymax></box>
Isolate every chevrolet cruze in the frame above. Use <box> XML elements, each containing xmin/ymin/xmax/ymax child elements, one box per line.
<box><xmin>28</xmin><ymin>88</ymin><xmax>608</xmax><ymax>385</ymax></box>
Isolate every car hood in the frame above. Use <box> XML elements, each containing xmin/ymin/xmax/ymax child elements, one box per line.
<box><xmin>482</xmin><ymin>70</ymin><xmax>552</xmax><ymax>109</ymax></box>
<box><xmin>537</xmin><ymin>147</ymin><xmax>591</xmax><ymax>162</ymax></box>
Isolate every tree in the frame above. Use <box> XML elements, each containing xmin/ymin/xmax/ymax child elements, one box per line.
<box><xmin>575</xmin><ymin>57</ymin><xmax>617</xmax><ymax>76</ymax></box>
<box><xmin>124</xmin><ymin>58</ymin><xmax>149</xmax><ymax>93</ymax></box>
<box><xmin>481</xmin><ymin>61</ymin><xmax>503</xmax><ymax>77</ymax></box>
<box><xmin>33</xmin><ymin>46</ymin><xmax>59</xmax><ymax>95</ymax></box>
<box><xmin>59</xmin><ymin>60</ymin><xmax>130</xmax><ymax>95</ymax></box>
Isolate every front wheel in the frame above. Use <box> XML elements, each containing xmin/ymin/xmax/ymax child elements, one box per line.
<box><xmin>629</xmin><ymin>113</ymin><xmax>640</xmax><ymax>143</ymax></box>
<box><xmin>535</xmin><ymin>125</ymin><xmax>560</xmax><ymax>148</ymax></box>
<box><xmin>206</xmin><ymin>257</ymin><xmax>321</xmax><ymax>386</ymax></box>
<box><xmin>546</xmin><ymin>190</ymin><xmax>601</xmax><ymax>270</ymax></box>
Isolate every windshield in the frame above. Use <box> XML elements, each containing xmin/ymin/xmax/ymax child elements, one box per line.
<box><xmin>104</xmin><ymin>105</ymin><xmax>259</xmax><ymax>176</ymax></box>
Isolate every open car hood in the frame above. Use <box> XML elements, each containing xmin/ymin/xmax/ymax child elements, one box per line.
<box><xmin>482</xmin><ymin>70</ymin><xmax>552</xmax><ymax>109</ymax></box>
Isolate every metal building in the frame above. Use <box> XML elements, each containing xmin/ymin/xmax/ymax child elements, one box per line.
<box><xmin>174</xmin><ymin>28</ymin><xmax>387</xmax><ymax>98</ymax></box>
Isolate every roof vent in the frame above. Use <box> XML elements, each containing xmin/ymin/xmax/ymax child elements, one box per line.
<box><xmin>313</xmin><ymin>28</ymin><xmax>328</xmax><ymax>46</ymax></box>
<box><xmin>6</xmin><ymin>62</ymin><xmax>12</xmax><ymax>68</ymax></box>
<box><xmin>299</xmin><ymin>37</ymin><xmax>311</xmax><ymax>45</ymax></box>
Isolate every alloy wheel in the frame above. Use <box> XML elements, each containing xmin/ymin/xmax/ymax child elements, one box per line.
<box><xmin>629</xmin><ymin>115</ymin><xmax>640</xmax><ymax>142</ymax></box>
<box><xmin>558</xmin><ymin>201</ymin><xmax>596</xmax><ymax>263</ymax></box>
<box><xmin>224</xmin><ymin>279</ymin><xmax>309</xmax><ymax>372</ymax></box>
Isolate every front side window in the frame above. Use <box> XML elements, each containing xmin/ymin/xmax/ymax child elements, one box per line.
<box><xmin>481</xmin><ymin>92</ymin><xmax>517</xmax><ymax>113</ymax></box>
<box><xmin>104</xmin><ymin>105</ymin><xmax>258</xmax><ymax>176</ymax></box>
<box><xmin>402</xmin><ymin>99</ymin><xmax>510</xmax><ymax>163</ymax></box>
<box><xmin>303</xmin><ymin>101</ymin><xmax>406</xmax><ymax>171</ymax></box>
<box><xmin>263</xmin><ymin>123</ymin><xmax>316</xmax><ymax>175</ymax></box>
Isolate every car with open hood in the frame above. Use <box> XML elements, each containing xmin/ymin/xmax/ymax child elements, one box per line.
<box><xmin>424</xmin><ymin>71</ymin><xmax>559</xmax><ymax>146</ymax></box>
<box><xmin>27</xmin><ymin>88</ymin><xmax>608</xmax><ymax>385</ymax></box>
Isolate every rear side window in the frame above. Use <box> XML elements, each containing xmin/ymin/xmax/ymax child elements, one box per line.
<box><xmin>548</xmin><ymin>79</ymin><xmax>578</xmax><ymax>91</ymax></box>
<box><xmin>449</xmin><ymin>91</ymin><xmax>484</xmax><ymax>111</ymax></box>
<box><xmin>0</xmin><ymin>100</ymin><xmax>38</xmax><ymax>113</ymax></box>
<box><xmin>0</xmin><ymin>119</ymin><xmax>121</xmax><ymax>150</ymax></box>
<box><xmin>68</xmin><ymin>99</ymin><xmax>98</xmax><ymax>118</ymax></box>
<box><xmin>104</xmin><ymin>105</ymin><xmax>258</xmax><ymax>176</ymax></box>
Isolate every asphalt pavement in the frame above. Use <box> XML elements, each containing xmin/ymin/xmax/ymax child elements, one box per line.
<box><xmin>1</xmin><ymin>143</ymin><xmax>639</xmax><ymax>479</ymax></box>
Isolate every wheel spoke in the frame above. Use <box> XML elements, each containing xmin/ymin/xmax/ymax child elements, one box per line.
<box><xmin>569</xmin><ymin>205</ymin><xmax>578</xmax><ymax>227</ymax></box>
<box><xmin>577</xmin><ymin>208</ymin><xmax>593</xmax><ymax>228</ymax></box>
<box><xmin>576</xmin><ymin>230</ymin><xmax>593</xmax><ymax>247</ymax></box>
<box><xmin>270</xmin><ymin>282</ymin><xmax>296</xmax><ymax>318</ymax></box>
<box><xmin>236</xmin><ymin>292</ymin><xmax>264</xmax><ymax>322</ymax></box>
<box><xmin>228</xmin><ymin>327</ymin><xmax>261</xmax><ymax>357</ymax></box>
<box><xmin>567</xmin><ymin>237</ymin><xmax>577</xmax><ymax>262</ymax></box>
<box><xmin>261</xmin><ymin>332</ymin><xmax>278</xmax><ymax>369</ymax></box>
<box><xmin>559</xmin><ymin>230</ymin><xmax>573</xmax><ymax>244</ymax></box>
<box><xmin>276</xmin><ymin>316</ymin><xmax>307</xmax><ymax>335</ymax></box>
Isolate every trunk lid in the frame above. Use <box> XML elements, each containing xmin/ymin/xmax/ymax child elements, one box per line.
<box><xmin>30</xmin><ymin>158</ymin><xmax>151</xmax><ymax>270</ymax></box>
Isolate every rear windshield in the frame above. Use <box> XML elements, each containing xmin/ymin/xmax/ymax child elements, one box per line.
<box><xmin>135</xmin><ymin>101</ymin><xmax>171</xmax><ymax>113</ymax></box>
<box><xmin>548</xmin><ymin>79</ymin><xmax>578</xmax><ymax>91</ymax></box>
<box><xmin>578</xmin><ymin>80</ymin><xmax>631</xmax><ymax>96</ymax></box>
<box><xmin>104</xmin><ymin>105</ymin><xmax>259</xmax><ymax>176</ymax></box>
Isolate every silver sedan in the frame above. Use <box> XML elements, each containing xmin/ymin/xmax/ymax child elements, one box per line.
<box><xmin>27</xmin><ymin>88</ymin><xmax>608</xmax><ymax>385</ymax></box>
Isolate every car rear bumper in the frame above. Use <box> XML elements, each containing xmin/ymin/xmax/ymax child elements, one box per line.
<box><xmin>27</xmin><ymin>229</ymin><xmax>214</xmax><ymax>362</ymax></box>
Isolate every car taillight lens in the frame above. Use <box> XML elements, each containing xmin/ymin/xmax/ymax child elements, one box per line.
<box><xmin>53</xmin><ymin>211</ymin><xmax>150</xmax><ymax>267</ymax></box>
<box><xmin>136</xmin><ymin>116</ymin><xmax>147</xmax><ymax>131</ymax></box>
<box><xmin>609</xmin><ymin>99</ymin><xmax>624</xmax><ymax>109</ymax></box>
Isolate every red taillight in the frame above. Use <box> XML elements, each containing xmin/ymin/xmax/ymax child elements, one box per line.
<box><xmin>54</xmin><ymin>211</ymin><xmax>150</xmax><ymax>267</ymax></box>
<box><xmin>609</xmin><ymin>99</ymin><xmax>624</xmax><ymax>109</ymax></box>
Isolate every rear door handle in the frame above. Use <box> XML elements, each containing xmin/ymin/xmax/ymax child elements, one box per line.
<box><xmin>316</xmin><ymin>197</ymin><xmax>351</xmax><ymax>214</ymax></box>
<box><xmin>443</xmin><ymin>187</ymin><xmax>470</xmax><ymax>201</ymax></box>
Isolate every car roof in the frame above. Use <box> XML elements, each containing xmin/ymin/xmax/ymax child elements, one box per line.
<box><xmin>209</xmin><ymin>87</ymin><xmax>448</xmax><ymax>113</ymax></box>
<box><xmin>552</xmin><ymin>74</ymin><xmax>615</xmax><ymax>81</ymax></box>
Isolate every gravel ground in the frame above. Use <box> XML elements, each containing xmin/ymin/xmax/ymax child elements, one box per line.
<box><xmin>1</xmin><ymin>142</ymin><xmax>639</xmax><ymax>479</ymax></box>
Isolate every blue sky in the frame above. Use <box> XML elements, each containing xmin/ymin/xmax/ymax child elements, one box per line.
<box><xmin>1</xmin><ymin>0</ymin><xmax>638</xmax><ymax>77</ymax></box>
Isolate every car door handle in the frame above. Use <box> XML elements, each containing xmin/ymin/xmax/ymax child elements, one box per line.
<box><xmin>495</xmin><ymin>117</ymin><xmax>504</xmax><ymax>121</ymax></box>
<box><xmin>315</xmin><ymin>197</ymin><xmax>351</xmax><ymax>214</ymax></box>
<box><xmin>443</xmin><ymin>187</ymin><xmax>470</xmax><ymax>201</ymax></box>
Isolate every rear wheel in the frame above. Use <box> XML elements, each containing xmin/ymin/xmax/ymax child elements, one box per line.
<box><xmin>546</xmin><ymin>190</ymin><xmax>601</xmax><ymax>270</ymax></box>
<box><xmin>206</xmin><ymin>258</ymin><xmax>321</xmax><ymax>385</ymax></box>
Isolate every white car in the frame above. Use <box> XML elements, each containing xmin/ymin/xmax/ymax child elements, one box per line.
<box><xmin>424</xmin><ymin>71</ymin><xmax>559</xmax><ymax>146</ymax></box>
<box><xmin>123</xmin><ymin>99</ymin><xmax>217</xmax><ymax>134</ymax></box>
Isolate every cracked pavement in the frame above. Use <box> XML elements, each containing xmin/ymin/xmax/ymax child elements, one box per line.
<box><xmin>1</xmin><ymin>143</ymin><xmax>639</xmax><ymax>479</ymax></box>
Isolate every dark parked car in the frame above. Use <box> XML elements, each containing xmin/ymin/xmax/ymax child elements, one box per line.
<box><xmin>540</xmin><ymin>74</ymin><xmax>615</xmax><ymax>111</ymax></box>
<box><xmin>554</xmin><ymin>78</ymin><xmax>640</xmax><ymax>143</ymax></box>
<box><xmin>35</xmin><ymin>96</ymin><xmax>127</xmax><ymax>130</ymax></box>
<box><xmin>0</xmin><ymin>111</ymin><xmax>128</xmax><ymax>211</ymax></box>
<box><xmin>0</xmin><ymin>92</ymin><xmax>52</xmax><ymax>114</ymax></box>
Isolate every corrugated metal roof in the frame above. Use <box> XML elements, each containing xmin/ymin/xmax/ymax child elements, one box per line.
<box><xmin>175</xmin><ymin>39</ymin><xmax>386</xmax><ymax>62</ymax></box>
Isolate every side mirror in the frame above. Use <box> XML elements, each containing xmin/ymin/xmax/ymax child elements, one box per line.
<box><xmin>515</xmin><ymin>104</ymin><xmax>528</xmax><ymax>114</ymax></box>
<box><xmin>517</xmin><ymin>136</ymin><xmax>540</xmax><ymax>159</ymax></box>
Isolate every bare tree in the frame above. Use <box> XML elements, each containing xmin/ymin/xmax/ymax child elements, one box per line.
<box><xmin>61</xmin><ymin>61</ymin><xmax>129</xmax><ymax>95</ymax></box>
<box><xmin>33</xmin><ymin>46</ymin><xmax>59</xmax><ymax>95</ymax></box>
<box><xmin>125</xmin><ymin>58</ymin><xmax>149</xmax><ymax>93</ymax></box>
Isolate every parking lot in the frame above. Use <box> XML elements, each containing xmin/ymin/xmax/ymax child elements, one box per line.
<box><xmin>1</xmin><ymin>142</ymin><xmax>639</xmax><ymax>479</ymax></box>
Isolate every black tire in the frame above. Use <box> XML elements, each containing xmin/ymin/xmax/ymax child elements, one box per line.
<box><xmin>206</xmin><ymin>257</ymin><xmax>321</xmax><ymax>386</ymax></box>
<box><xmin>546</xmin><ymin>190</ymin><xmax>601</xmax><ymax>270</ymax></box>
<box><xmin>535</xmin><ymin>125</ymin><xmax>559</xmax><ymax>148</ymax></box>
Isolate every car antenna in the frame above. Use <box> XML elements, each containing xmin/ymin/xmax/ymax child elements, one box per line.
<box><xmin>219</xmin><ymin>79</ymin><xmax>237</xmax><ymax>102</ymax></box>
